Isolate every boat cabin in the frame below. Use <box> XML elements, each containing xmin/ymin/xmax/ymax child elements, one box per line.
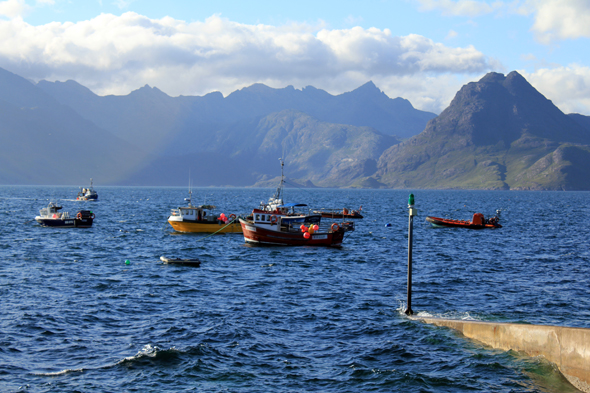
<box><xmin>250</xmin><ymin>203</ymin><xmax>328</xmax><ymax>233</ymax></box>
<box><xmin>170</xmin><ymin>205</ymin><xmax>217</xmax><ymax>222</ymax></box>
<box><xmin>39</xmin><ymin>202</ymin><xmax>69</xmax><ymax>219</ymax></box>
<box><xmin>252</xmin><ymin>203</ymin><xmax>308</xmax><ymax>221</ymax></box>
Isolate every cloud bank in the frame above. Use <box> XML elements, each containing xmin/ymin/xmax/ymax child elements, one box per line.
<box><xmin>523</xmin><ymin>65</ymin><xmax>590</xmax><ymax>115</ymax></box>
<box><xmin>415</xmin><ymin>0</ymin><xmax>590</xmax><ymax>43</ymax></box>
<box><xmin>529</xmin><ymin>0</ymin><xmax>590</xmax><ymax>43</ymax></box>
<box><xmin>0</xmin><ymin>12</ymin><xmax>492</xmax><ymax>113</ymax></box>
<box><xmin>2</xmin><ymin>2</ymin><xmax>590</xmax><ymax>115</ymax></box>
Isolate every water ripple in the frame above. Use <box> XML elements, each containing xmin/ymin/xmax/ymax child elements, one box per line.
<box><xmin>1</xmin><ymin>187</ymin><xmax>588</xmax><ymax>392</ymax></box>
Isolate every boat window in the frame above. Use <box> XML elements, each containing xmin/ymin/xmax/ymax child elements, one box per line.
<box><xmin>261</xmin><ymin>215</ymin><xmax>265</xmax><ymax>222</ymax></box>
<box><xmin>255</xmin><ymin>214</ymin><xmax>260</xmax><ymax>221</ymax></box>
<box><xmin>267</xmin><ymin>215</ymin><xmax>271</xmax><ymax>221</ymax></box>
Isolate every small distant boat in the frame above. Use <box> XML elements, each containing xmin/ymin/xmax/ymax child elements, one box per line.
<box><xmin>239</xmin><ymin>160</ymin><xmax>355</xmax><ymax>247</ymax></box>
<box><xmin>77</xmin><ymin>178</ymin><xmax>98</xmax><ymax>201</ymax></box>
<box><xmin>35</xmin><ymin>202</ymin><xmax>95</xmax><ymax>228</ymax></box>
<box><xmin>167</xmin><ymin>187</ymin><xmax>242</xmax><ymax>233</ymax></box>
<box><xmin>313</xmin><ymin>206</ymin><xmax>364</xmax><ymax>219</ymax></box>
<box><xmin>160</xmin><ymin>256</ymin><xmax>201</xmax><ymax>267</ymax></box>
<box><xmin>426</xmin><ymin>212</ymin><xmax>501</xmax><ymax>229</ymax></box>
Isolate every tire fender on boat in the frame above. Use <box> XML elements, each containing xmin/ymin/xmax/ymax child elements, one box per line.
<box><xmin>331</xmin><ymin>223</ymin><xmax>340</xmax><ymax>232</ymax></box>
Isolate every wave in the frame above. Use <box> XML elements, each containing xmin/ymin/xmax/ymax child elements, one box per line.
<box><xmin>396</xmin><ymin>301</ymin><xmax>482</xmax><ymax>321</ymax></box>
<box><xmin>32</xmin><ymin>368</ymin><xmax>85</xmax><ymax>377</ymax></box>
<box><xmin>114</xmin><ymin>344</ymin><xmax>181</xmax><ymax>366</ymax></box>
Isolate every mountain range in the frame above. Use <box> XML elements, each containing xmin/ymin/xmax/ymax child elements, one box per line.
<box><xmin>1</xmin><ymin>66</ymin><xmax>589</xmax><ymax>189</ymax></box>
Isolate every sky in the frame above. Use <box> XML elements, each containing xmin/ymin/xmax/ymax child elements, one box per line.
<box><xmin>1</xmin><ymin>0</ymin><xmax>590</xmax><ymax>115</ymax></box>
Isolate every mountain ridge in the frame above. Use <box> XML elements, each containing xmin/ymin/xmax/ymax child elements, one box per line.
<box><xmin>3</xmin><ymin>66</ymin><xmax>590</xmax><ymax>189</ymax></box>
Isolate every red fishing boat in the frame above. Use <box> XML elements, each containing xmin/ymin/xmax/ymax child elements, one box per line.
<box><xmin>426</xmin><ymin>211</ymin><xmax>502</xmax><ymax>229</ymax></box>
<box><xmin>239</xmin><ymin>160</ymin><xmax>355</xmax><ymax>247</ymax></box>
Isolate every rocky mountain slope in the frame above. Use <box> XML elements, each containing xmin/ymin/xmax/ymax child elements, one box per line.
<box><xmin>3</xmin><ymin>66</ymin><xmax>590</xmax><ymax>189</ymax></box>
<box><xmin>0</xmin><ymin>67</ymin><xmax>401</xmax><ymax>186</ymax></box>
<box><xmin>36</xmin><ymin>79</ymin><xmax>434</xmax><ymax>156</ymax></box>
<box><xmin>0</xmin><ymin>68</ymin><xmax>148</xmax><ymax>185</ymax></box>
<box><xmin>373</xmin><ymin>71</ymin><xmax>590</xmax><ymax>190</ymax></box>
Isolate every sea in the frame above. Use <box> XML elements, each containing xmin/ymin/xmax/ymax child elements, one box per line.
<box><xmin>0</xmin><ymin>186</ymin><xmax>588</xmax><ymax>392</ymax></box>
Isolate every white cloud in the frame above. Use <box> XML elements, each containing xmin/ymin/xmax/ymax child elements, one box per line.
<box><xmin>114</xmin><ymin>0</ymin><xmax>136</xmax><ymax>10</ymax></box>
<box><xmin>0</xmin><ymin>0</ymin><xmax>30</xmax><ymax>18</ymax></box>
<box><xmin>414</xmin><ymin>0</ymin><xmax>590</xmax><ymax>44</ymax></box>
<box><xmin>528</xmin><ymin>0</ymin><xmax>590</xmax><ymax>43</ymax></box>
<box><xmin>415</xmin><ymin>0</ymin><xmax>502</xmax><ymax>17</ymax></box>
<box><xmin>0</xmin><ymin>12</ymin><xmax>493</xmax><ymax>113</ymax></box>
<box><xmin>344</xmin><ymin>15</ymin><xmax>364</xmax><ymax>25</ymax></box>
<box><xmin>446</xmin><ymin>29</ymin><xmax>459</xmax><ymax>39</ymax></box>
<box><xmin>521</xmin><ymin>65</ymin><xmax>590</xmax><ymax>114</ymax></box>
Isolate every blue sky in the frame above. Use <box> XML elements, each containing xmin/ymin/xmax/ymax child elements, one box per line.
<box><xmin>1</xmin><ymin>0</ymin><xmax>590</xmax><ymax>115</ymax></box>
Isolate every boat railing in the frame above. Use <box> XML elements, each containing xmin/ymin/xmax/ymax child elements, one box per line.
<box><xmin>170</xmin><ymin>209</ymin><xmax>180</xmax><ymax>216</ymax></box>
<box><xmin>279</xmin><ymin>219</ymin><xmax>354</xmax><ymax>234</ymax></box>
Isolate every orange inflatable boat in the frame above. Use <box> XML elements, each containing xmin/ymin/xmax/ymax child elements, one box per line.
<box><xmin>426</xmin><ymin>212</ymin><xmax>502</xmax><ymax>229</ymax></box>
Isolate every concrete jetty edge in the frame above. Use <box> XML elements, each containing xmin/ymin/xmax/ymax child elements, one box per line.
<box><xmin>410</xmin><ymin>316</ymin><xmax>590</xmax><ymax>392</ymax></box>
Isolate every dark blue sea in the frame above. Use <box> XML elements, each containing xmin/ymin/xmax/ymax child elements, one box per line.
<box><xmin>1</xmin><ymin>186</ymin><xmax>589</xmax><ymax>392</ymax></box>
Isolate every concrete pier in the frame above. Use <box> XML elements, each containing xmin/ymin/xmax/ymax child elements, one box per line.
<box><xmin>412</xmin><ymin>317</ymin><xmax>590</xmax><ymax>392</ymax></box>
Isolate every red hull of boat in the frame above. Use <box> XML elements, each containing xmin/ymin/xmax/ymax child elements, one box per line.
<box><xmin>426</xmin><ymin>216</ymin><xmax>502</xmax><ymax>229</ymax></box>
<box><xmin>240</xmin><ymin>219</ymin><xmax>345</xmax><ymax>247</ymax></box>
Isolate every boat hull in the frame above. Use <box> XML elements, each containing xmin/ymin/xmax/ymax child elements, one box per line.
<box><xmin>77</xmin><ymin>195</ymin><xmax>98</xmax><ymax>201</ymax></box>
<box><xmin>168</xmin><ymin>219</ymin><xmax>242</xmax><ymax>233</ymax></box>
<box><xmin>426</xmin><ymin>216</ymin><xmax>501</xmax><ymax>229</ymax></box>
<box><xmin>239</xmin><ymin>219</ymin><xmax>345</xmax><ymax>247</ymax></box>
<box><xmin>35</xmin><ymin>217</ymin><xmax>94</xmax><ymax>228</ymax></box>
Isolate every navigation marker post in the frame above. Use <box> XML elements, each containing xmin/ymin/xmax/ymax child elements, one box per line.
<box><xmin>406</xmin><ymin>193</ymin><xmax>417</xmax><ymax>315</ymax></box>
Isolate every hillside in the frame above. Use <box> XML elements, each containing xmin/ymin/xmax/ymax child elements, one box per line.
<box><xmin>0</xmin><ymin>68</ymin><xmax>149</xmax><ymax>185</ymax></box>
<box><xmin>373</xmin><ymin>71</ymin><xmax>590</xmax><ymax>190</ymax></box>
<box><xmin>3</xmin><ymin>66</ymin><xmax>590</xmax><ymax>189</ymax></box>
<box><xmin>36</xmin><ymin>79</ymin><xmax>434</xmax><ymax>156</ymax></box>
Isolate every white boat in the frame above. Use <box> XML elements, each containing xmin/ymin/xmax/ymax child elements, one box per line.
<box><xmin>35</xmin><ymin>202</ymin><xmax>95</xmax><ymax>228</ymax></box>
<box><xmin>77</xmin><ymin>178</ymin><xmax>98</xmax><ymax>201</ymax></box>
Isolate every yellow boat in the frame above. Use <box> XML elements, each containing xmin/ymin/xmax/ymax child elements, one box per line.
<box><xmin>167</xmin><ymin>190</ymin><xmax>242</xmax><ymax>233</ymax></box>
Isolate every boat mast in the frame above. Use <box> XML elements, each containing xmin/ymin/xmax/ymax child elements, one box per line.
<box><xmin>185</xmin><ymin>174</ymin><xmax>193</xmax><ymax>207</ymax></box>
<box><xmin>272</xmin><ymin>158</ymin><xmax>284</xmax><ymax>204</ymax></box>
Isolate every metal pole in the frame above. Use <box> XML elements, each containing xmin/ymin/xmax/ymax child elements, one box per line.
<box><xmin>406</xmin><ymin>193</ymin><xmax>416</xmax><ymax>315</ymax></box>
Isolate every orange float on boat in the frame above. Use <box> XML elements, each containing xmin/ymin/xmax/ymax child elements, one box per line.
<box><xmin>426</xmin><ymin>212</ymin><xmax>502</xmax><ymax>229</ymax></box>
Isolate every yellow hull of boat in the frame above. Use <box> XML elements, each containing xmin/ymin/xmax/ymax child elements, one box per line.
<box><xmin>168</xmin><ymin>220</ymin><xmax>243</xmax><ymax>233</ymax></box>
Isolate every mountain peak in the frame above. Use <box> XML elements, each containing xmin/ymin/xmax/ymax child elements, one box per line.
<box><xmin>432</xmin><ymin>70</ymin><xmax>589</xmax><ymax>146</ymax></box>
<box><xmin>129</xmin><ymin>84</ymin><xmax>168</xmax><ymax>98</ymax></box>
<box><xmin>478</xmin><ymin>72</ymin><xmax>506</xmax><ymax>84</ymax></box>
<box><xmin>239</xmin><ymin>83</ymin><xmax>274</xmax><ymax>94</ymax></box>
<box><xmin>344</xmin><ymin>81</ymin><xmax>389</xmax><ymax>102</ymax></box>
<box><xmin>353</xmin><ymin>81</ymin><xmax>380</xmax><ymax>93</ymax></box>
